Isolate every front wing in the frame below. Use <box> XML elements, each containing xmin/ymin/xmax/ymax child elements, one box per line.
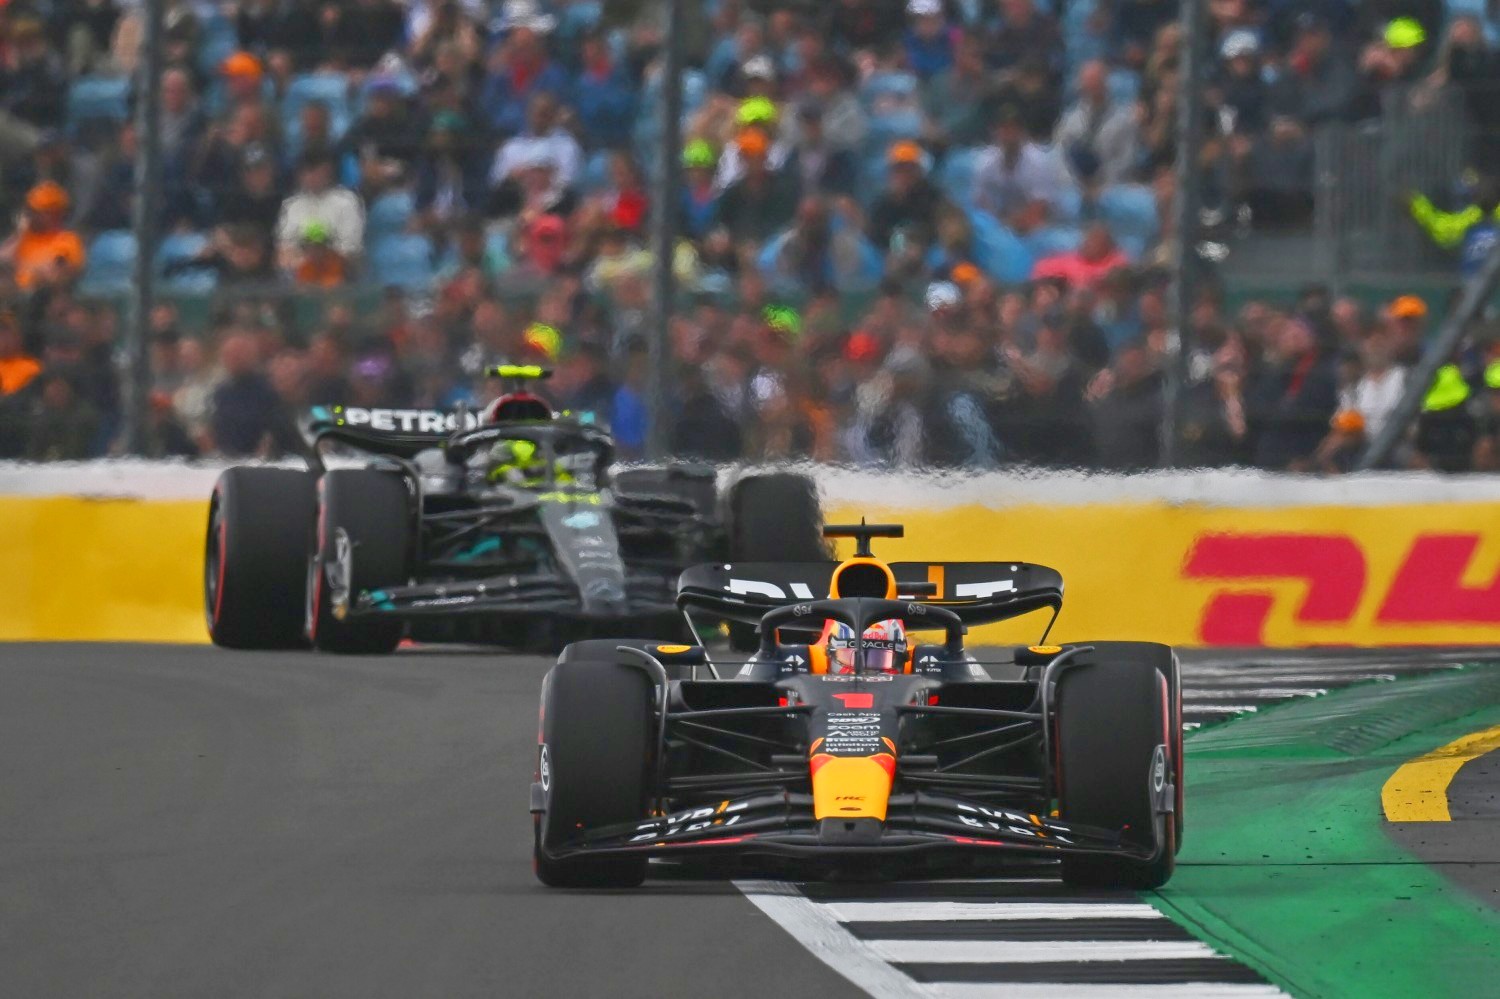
<box><xmin>535</xmin><ymin>790</ymin><xmax>1157</xmax><ymax>863</ymax></box>
<box><xmin>350</xmin><ymin>572</ymin><xmax>678</xmax><ymax>620</ymax></box>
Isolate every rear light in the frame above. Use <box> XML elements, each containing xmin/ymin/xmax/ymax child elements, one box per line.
<box><xmin>777</xmin><ymin>696</ymin><xmax>789</xmax><ymax>708</ymax></box>
<box><xmin>927</xmin><ymin>694</ymin><xmax>940</xmax><ymax>706</ymax></box>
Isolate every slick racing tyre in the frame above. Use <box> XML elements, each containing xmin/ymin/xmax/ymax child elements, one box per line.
<box><xmin>534</xmin><ymin>657</ymin><xmax>655</xmax><ymax>888</ymax></box>
<box><xmin>725</xmin><ymin>473</ymin><xmax>829</xmax><ymax>652</ymax></box>
<box><xmin>307</xmin><ymin>469</ymin><xmax>412</xmax><ymax>655</ymax></box>
<box><xmin>205</xmin><ymin>467</ymin><xmax>316</xmax><ymax>649</ymax></box>
<box><xmin>1054</xmin><ymin>642</ymin><xmax>1178</xmax><ymax>889</ymax></box>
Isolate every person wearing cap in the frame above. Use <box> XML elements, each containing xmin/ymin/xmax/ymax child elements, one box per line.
<box><xmin>1409</xmin><ymin>173</ymin><xmax>1500</xmax><ymax>277</ymax></box>
<box><xmin>736</xmin><ymin>53</ymin><xmax>780</xmax><ymax>100</ymax></box>
<box><xmin>0</xmin><ymin>182</ymin><xmax>85</xmax><ymax>291</ymax></box>
<box><xmin>220</xmin><ymin>51</ymin><xmax>267</xmax><ymax>109</ymax></box>
<box><xmin>903</xmin><ymin>0</ymin><xmax>954</xmax><ymax>80</ymax></box>
<box><xmin>479</xmin><ymin>3</ymin><xmax>567</xmax><ymax>139</ymax></box>
<box><xmin>716</xmin><ymin>128</ymin><xmax>800</xmax><ymax>242</ymax></box>
<box><xmin>1054</xmin><ymin>60</ymin><xmax>1139</xmax><ymax>185</ymax></box>
<box><xmin>1350</xmin><ymin>17</ymin><xmax>1430</xmax><ymax>119</ymax></box>
<box><xmin>292</xmin><ymin>221</ymin><xmax>350</xmax><ymax>288</ymax></box>
<box><xmin>275</xmin><ymin>151</ymin><xmax>366</xmax><ymax>274</ymax></box>
<box><xmin>1267</xmin><ymin>10</ymin><xmax>1355</xmax><ymax>123</ymax></box>
<box><xmin>1413</xmin><ymin>362</ymin><xmax>1479</xmax><ymax>471</ymax></box>
<box><xmin>869</xmin><ymin>140</ymin><xmax>946</xmax><ymax>263</ymax></box>
<box><xmin>713</xmin><ymin>97</ymin><xmax>793</xmax><ymax>192</ymax></box>
<box><xmin>1216</xmin><ymin>29</ymin><xmax>1269</xmax><ymax>137</ymax></box>
<box><xmin>342</xmin><ymin>77</ymin><xmax>423</xmax><ymax>179</ymax></box>
<box><xmin>680</xmin><ymin>139</ymin><xmax>721</xmax><ymax>238</ymax></box>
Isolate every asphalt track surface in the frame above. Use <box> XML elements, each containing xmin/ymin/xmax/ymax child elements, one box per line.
<box><xmin>0</xmin><ymin>644</ymin><xmax>862</xmax><ymax>999</ymax></box>
<box><xmin>4</xmin><ymin>644</ymin><xmax>1498</xmax><ymax>998</ymax></box>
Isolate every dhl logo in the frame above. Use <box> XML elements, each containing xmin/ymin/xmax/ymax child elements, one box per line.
<box><xmin>1184</xmin><ymin>532</ymin><xmax>1500</xmax><ymax>645</ymax></box>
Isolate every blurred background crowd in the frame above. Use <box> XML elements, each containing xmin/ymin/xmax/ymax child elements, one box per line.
<box><xmin>2</xmin><ymin>0</ymin><xmax>1500</xmax><ymax>471</ymax></box>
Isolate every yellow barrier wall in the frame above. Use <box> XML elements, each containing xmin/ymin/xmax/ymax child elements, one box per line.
<box><xmin>5</xmin><ymin>495</ymin><xmax>1498</xmax><ymax>646</ymax></box>
<box><xmin>3</xmin><ymin>497</ymin><xmax>207</xmax><ymax>643</ymax></box>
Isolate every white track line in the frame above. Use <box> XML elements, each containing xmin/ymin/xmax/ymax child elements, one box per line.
<box><xmin>929</xmin><ymin>985</ymin><xmax>1288</xmax><ymax>999</ymax></box>
<box><xmin>734</xmin><ymin>880</ymin><xmax>936</xmax><ymax>998</ymax></box>
<box><xmin>818</xmin><ymin>902</ymin><xmax>1165</xmax><ymax>922</ymax></box>
<box><xmin>1184</xmin><ymin>688</ymin><xmax>1324</xmax><ymax>700</ymax></box>
<box><xmin>867</xmin><ymin>939</ymin><xmax>1221</xmax><ymax>963</ymax></box>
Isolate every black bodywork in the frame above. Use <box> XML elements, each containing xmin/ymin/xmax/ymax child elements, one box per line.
<box><xmin>303</xmin><ymin>408</ymin><xmax>721</xmax><ymax>643</ymax></box>
<box><xmin>535</xmin><ymin>540</ymin><xmax>1178</xmax><ymax>875</ymax></box>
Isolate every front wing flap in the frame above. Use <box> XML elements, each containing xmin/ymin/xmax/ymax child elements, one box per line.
<box><xmin>350</xmin><ymin>572</ymin><xmax>677</xmax><ymax>619</ymax></box>
<box><xmin>538</xmin><ymin>790</ymin><xmax>1146</xmax><ymax>861</ymax></box>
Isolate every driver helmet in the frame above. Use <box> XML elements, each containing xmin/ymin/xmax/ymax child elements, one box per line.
<box><xmin>826</xmin><ymin>619</ymin><xmax>907</xmax><ymax>674</ymax></box>
<box><xmin>483</xmin><ymin>392</ymin><xmax>553</xmax><ymax>424</ymax></box>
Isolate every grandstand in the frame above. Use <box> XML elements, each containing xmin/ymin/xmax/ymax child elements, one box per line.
<box><xmin>0</xmin><ymin>0</ymin><xmax>1497</xmax><ymax>470</ymax></box>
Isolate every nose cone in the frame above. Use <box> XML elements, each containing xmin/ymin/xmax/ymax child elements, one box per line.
<box><xmin>810</xmin><ymin>751</ymin><xmax>896</xmax><ymax>820</ymax></box>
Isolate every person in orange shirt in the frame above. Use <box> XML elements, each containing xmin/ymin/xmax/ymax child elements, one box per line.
<box><xmin>292</xmin><ymin>221</ymin><xmax>349</xmax><ymax>288</ymax></box>
<box><xmin>0</xmin><ymin>182</ymin><xmax>86</xmax><ymax>291</ymax></box>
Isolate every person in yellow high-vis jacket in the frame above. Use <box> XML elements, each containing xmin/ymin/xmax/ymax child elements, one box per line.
<box><xmin>1408</xmin><ymin>175</ymin><xmax>1500</xmax><ymax>275</ymax></box>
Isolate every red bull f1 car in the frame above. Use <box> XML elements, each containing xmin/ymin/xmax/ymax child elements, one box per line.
<box><xmin>531</xmin><ymin>523</ymin><xmax>1183</xmax><ymax>889</ymax></box>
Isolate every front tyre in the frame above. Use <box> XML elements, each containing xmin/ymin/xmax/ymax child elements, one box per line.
<box><xmin>307</xmin><ymin>469</ymin><xmax>412</xmax><ymax>655</ymax></box>
<box><xmin>1055</xmin><ymin>642</ymin><xmax>1179</xmax><ymax>889</ymax></box>
<box><xmin>205</xmin><ymin>467</ymin><xmax>315</xmax><ymax>649</ymax></box>
<box><xmin>534</xmin><ymin>657</ymin><xmax>654</xmax><ymax>888</ymax></box>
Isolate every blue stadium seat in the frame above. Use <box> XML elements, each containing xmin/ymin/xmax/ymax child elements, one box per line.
<box><xmin>282</xmin><ymin>73</ymin><xmax>352</xmax><ymax>146</ymax></box>
<box><xmin>1108</xmin><ymin>68</ymin><xmax>1141</xmax><ymax>105</ymax></box>
<box><xmin>369</xmin><ymin>234</ymin><xmax>435</xmax><ymax>291</ymax></box>
<box><xmin>67</xmin><ymin>75</ymin><xmax>130</xmax><ymax>132</ymax></box>
<box><xmin>965</xmin><ymin>209</ymin><xmax>1033</xmax><ymax>284</ymax></box>
<box><xmin>156</xmin><ymin>232</ymin><xmax>217</xmax><ymax>295</ymax></box>
<box><xmin>79</xmin><ymin>230</ymin><xmax>137</xmax><ymax>296</ymax></box>
<box><xmin>937</xmin><ymin>147</ymin><xmax>983</xmax><ymax>207</ymax></box>
<box><xmin>365</xmin><ymin>190</ymin><xmax>416</xmax><ymax>241</ymax></box>
<box><xmin>580</xmin><ymin>150</ymin><xmax>612</xmax><ymax>194</ymax></box>
<box><xmin>198</xmin><ymin>10</ymin><xmax>239</xmax><ymax>77</ymax></box>
<box><xmin>1098</xmin><ymin>183</ymin><xmax>1159</xmax><ymax>251</ymax></box>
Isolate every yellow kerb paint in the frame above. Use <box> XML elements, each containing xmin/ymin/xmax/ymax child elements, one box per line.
<box><xmin>1382</xmin><ymin>724</ymin><xmax>1500</xmax><ymax>821</ymax></box>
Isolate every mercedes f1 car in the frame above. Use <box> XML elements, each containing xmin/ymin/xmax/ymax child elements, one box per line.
<box><xmin>204</xmin><ymin>366</ymin><xmax>827</xmax><ymax>653</ymax></box>
<box><xmin>531</xmin><ymin>523</ymin><xmax>1183</xmax><ymax>888</ymax></box>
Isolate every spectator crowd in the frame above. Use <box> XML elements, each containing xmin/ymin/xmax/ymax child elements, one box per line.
<box><xmin>2</xmin><ymin>0</ymin><xmax>1500</xmax><ymax>471</ymax></box>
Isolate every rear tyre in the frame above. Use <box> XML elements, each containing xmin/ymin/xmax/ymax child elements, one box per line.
<box><xmin>205</xmin><ymin>467</ymin><xmax>315</xmax><ymax>649</ymax></box>
<box><xmin>307</xmin><ymin>469</ymin><xmax>412</xmax><ymax>655</ymax></box>
<box><xmin>1055</xmin><ymin>642</ymin><xmax>1178</xmax><ymax>889</ymax></box>
<box><xmin>535</xmin><ymin>657</ymin><xmax>655</xmax><ymax>887</ymax></box>
<box><xmin>725</xmin><ymin>473</ymin><xmax>829</xmax><ymax>652</ymax></box>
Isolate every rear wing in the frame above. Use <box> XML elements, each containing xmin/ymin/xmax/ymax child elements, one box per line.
<box><xmin>677</xmin><ymin>560</ymin><xmax>1063</xmax><ymax>629</ymax></box>
<box><xmin>302</xmin><ymin>405</ymin><xmax>483</xmax><ymax>465</ymax></box>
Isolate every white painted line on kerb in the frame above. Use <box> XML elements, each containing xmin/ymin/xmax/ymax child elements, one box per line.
<box><xmin>929</xmin><ymin>985</ymin><xmax>1289</xmax><ymax>999</ymax></box>
<box><xmin>867</xmin><ymin>939</ymin><xmax>1221</xmax><ymax>963</ymax></box>
<box><xmin>733</xmin><ymin>880</ymin><xmax>936</xmax><ymax>998</ymax></box>
<box><xmin>1182</xmin><ymin>705</ymin><xmax>1260</xmax><ymax>715</ymax></box>
<box><xmin>817</xmin><ymin>901</ymin><xmax>1166</xmax><ymax>922</ymax></box>
<box><xmin>1184</xmin><ymin>688</ymin><xmax>1323</xmax><ymax>700</ymax></box>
